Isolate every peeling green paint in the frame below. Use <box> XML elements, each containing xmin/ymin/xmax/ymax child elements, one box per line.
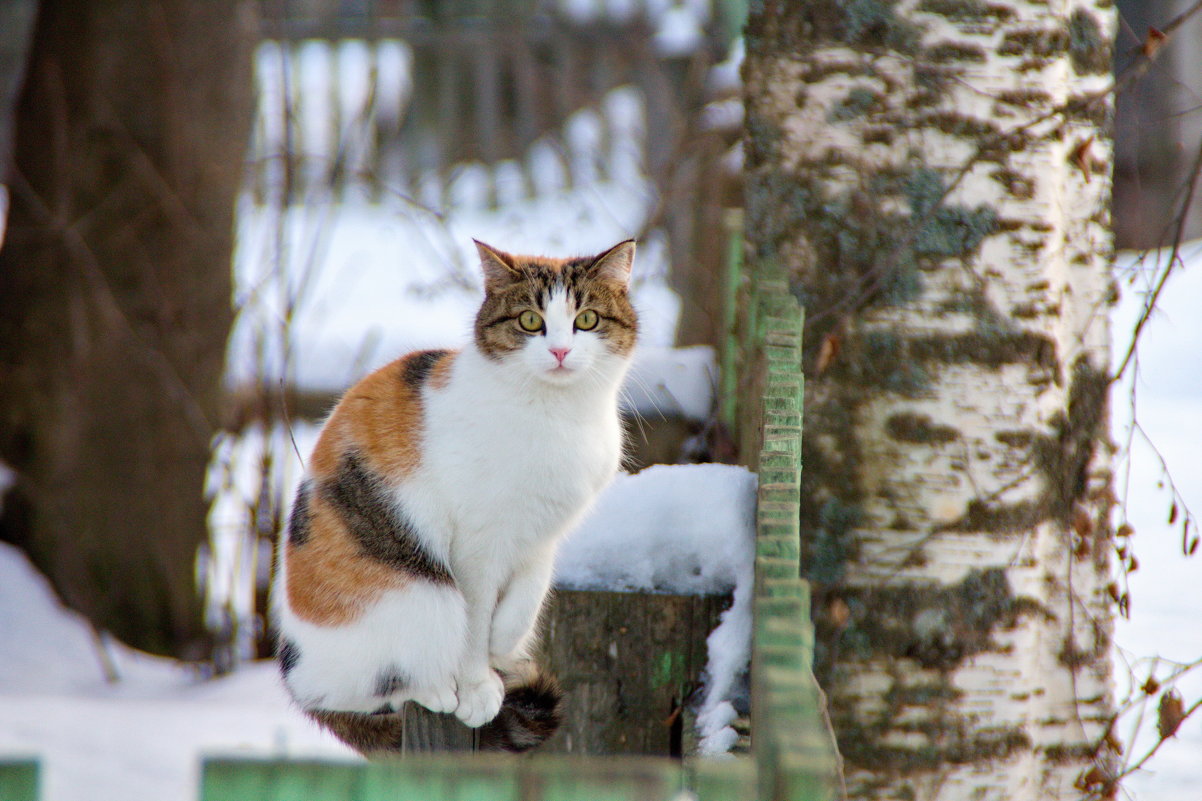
<box><xmin>652</xmin><ymin>650</ymin><xmax>684</xmax><ymax>689</ymax></box>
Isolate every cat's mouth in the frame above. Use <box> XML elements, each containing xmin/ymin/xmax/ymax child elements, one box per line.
<box><xmin>541</xmin><ymin>363</ymin><xmax>578</xmax><ymax>381</ymax></box>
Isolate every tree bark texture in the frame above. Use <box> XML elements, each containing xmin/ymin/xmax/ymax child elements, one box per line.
<box><xmin>745</xmin><ymin>2</ymin><xmax>1116</xmax><ymax>798</ymax></box>
<box><xmin>0</xmin><ymin>1</ymin><xmax>255</xmax><ymax>659</ymax></box>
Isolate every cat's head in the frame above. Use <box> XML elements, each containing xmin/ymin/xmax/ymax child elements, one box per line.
<box><xmin>472</xmin><ymin>240</ymin><xmax>638</xmax><ymax>386</ymax></box>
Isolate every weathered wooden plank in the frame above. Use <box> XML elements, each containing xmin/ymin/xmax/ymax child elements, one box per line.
<box><xmin>392</xmin><ymin>589</ymin><xmax>723</xmax><ymax>756</ymax></box>
<box><xmin>400</xmin><ymin>702</ymin><xmax>478</xmax><ymax>753</ymax></box>
<box><xmin>539</xmin><ymin>589</ymin><xmax>726</xmax><ymax>757</ymax></box>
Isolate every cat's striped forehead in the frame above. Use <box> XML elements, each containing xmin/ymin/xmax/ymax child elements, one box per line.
<box><xmin>472</xmin><ymin>243</ymin><xmax>638</xmax><ymax>362</ymax></box>
<box><xmin>496</xmin><ymin>256</ymin><xmax>608</xmax><ymax>302</ymax></box>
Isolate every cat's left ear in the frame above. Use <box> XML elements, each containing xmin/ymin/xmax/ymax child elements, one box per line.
<box><xmin>591</xmin><ymin>239</ymin><xmax>635</xmax><ymax>288</ymax></box>
<box><xmin>475</xmin><ymin>239</ymin><xmax>521</xmax><ymax>292</ymax></box>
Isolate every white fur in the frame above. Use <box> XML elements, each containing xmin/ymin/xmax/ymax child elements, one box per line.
<box><xmin>276</xmin><ymin>282</ymin><xmax>632</xmax><ymax>727</ymax></box>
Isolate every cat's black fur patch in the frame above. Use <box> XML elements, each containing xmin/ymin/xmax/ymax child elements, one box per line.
<box><xmin>373</xmin><ymin>667</ymin><xmax>410</xmax><ymax>697</ymax></box>
<box><xmin>287</xmin><ymin>481</ymin><xmax>312</xmax><ymax>547</ymax></box>
<box><xmin>323</xmin><ymin>452</ymin><xmax>454</xmax><ymax>584</ymax></box>
<box><xmin>279</xmin><ymin>639</ymin><xmax>301</xmax><ymax>676</ymax></box>
<box><xmin>401</xmin><ymin>349</ymin><xmax>450</xmax><ymax>390</ymax></box>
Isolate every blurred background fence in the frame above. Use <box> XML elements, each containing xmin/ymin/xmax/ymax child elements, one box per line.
<box><xmin>247</xmin><ymin>0</ymin><xmax>746</xmax><ymax>346</ymax></box>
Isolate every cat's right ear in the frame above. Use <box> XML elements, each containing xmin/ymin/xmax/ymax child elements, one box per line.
<box><xmin>475</xmin><ymin>239</ymin><xmax>520</xmax><ymax>292</ymax></box>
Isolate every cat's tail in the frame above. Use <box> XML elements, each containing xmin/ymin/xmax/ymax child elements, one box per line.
<box><xmin>305</xmin><ymin>664</ymin><xmax>563</xmax><ymax>756</ymax></box>
<box><xmin>479</xmin><ymin>663</ymin><xmax>564</xmax><ymax>752</ymax></box>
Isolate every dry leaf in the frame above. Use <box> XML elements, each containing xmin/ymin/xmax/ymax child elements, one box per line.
<box><xmin>816</xmin><ymin>331</ymin><xmax>841</xmax><ymax>374</ymax></box>
<box><xmin>1073</xmin><ymin>508</ymin><xmax>1094</xmax><ymax>537</ymax></box>
<box><xmin>1143</xmin><ymin>26</ymin><xmax>1168</xmax><ymax>58</ymax></box>
<box><xmin>1074</xmin><ymin>765</ymin><xmax>1107</xmax><ymax>792</ymax></box>
<box><xmin>828</xmin><ymin>597</ymin><xmax>850</xmax><ymax>628</ymax></box>
<box><xmin>1071</xmin><ymin>137</ymin><xmax>1094</xmax><ymax>182</ymax></box>
<box><xmin>1116</xmin><ymin>523</ymin><xmax>1134</xmax><ymax>538</ymax></box>
<box><xmin>1158</xmin><ymin>689</ymin><xmax>1186</xmax><ymax>740</ymax></box>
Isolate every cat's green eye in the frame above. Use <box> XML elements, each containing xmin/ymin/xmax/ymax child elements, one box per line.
<box><xmin>518</xmin><ymin>310</ymin><xmax>544</xmax><ymax>332</ymax></box>
<box><xmin>574</xmin><ymin>309</ymin><xmax>599</xmax><ymax>331</ymax></box>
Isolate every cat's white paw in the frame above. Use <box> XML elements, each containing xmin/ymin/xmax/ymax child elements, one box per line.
<box><xmin>454</xmin><ymin>671</ymin><xmax>504</xmax><ymax>727</ymax></box>
<box><xmin>412</xmin><ymin>683</ymin><xmax>458</xmax><ymax>715</ymax></box>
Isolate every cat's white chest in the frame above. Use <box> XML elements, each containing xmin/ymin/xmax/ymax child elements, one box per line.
<box><xmin>421</xmin><ymin>361</ymin><xmax>621</xmax><ymax>548</ymax></box>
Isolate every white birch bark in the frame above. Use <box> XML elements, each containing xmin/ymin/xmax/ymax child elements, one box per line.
<box><xmin>744</xmin><ymin>2</ymin><xmax>1117</xmax><ymax>798</ymax></box>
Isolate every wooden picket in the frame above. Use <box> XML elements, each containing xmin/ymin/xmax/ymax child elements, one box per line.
<box><xmin>0</xmin><ymin>760</ymin><xmax>39</xmax><ymax>801</ymax></box>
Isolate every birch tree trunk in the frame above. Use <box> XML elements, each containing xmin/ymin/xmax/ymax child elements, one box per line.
<box><xmin>744</xmin><ymin>2</ymin><xmax>1117</xmax><ymax>798</ymax></box>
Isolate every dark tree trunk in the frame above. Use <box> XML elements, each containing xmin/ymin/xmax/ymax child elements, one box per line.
<box><xmin>0</xmin><ymin>0</ymin><xmax>255</xmax><ymax>660</ymax></box>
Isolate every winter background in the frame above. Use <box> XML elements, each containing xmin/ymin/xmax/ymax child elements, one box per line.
<box><xmin>2</xmin><ymin>8</ymin><xmax>1202</xmax><ymax>801</ymax></box>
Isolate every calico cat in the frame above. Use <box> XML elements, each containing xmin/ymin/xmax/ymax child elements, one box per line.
<box><xmin>274</xmin><ymin>239</ymin><xmax>638</xmax><ymax>754</ymax></box>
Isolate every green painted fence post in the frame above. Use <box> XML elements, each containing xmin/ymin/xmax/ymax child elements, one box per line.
<box><xmin>0</xmin><ymin>760</ymin><xmax>39</xmax><ymax>801</ymax></box>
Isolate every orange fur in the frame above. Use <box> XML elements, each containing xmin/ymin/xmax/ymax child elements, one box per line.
<box><xmin>429</xmin><ymin>351</ymin><xmax>457</xmax><ymax>390</ymax></box>
<box><xmin>285</xmin><ymin>351</ymin><xmax>456</xmax><ymax>625</ymax></box>
<box><xmin>285</xmin><ymin>497</ymin><xmax>404</xmax><ymax>625</ymax></box>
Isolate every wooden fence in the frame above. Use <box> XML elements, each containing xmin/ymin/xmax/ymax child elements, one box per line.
<box><xmin>250</xmin><ymin>0</ymin><xmax>729</xmax><ymax>206</ymax></box>
<box><xmin>246</xmin><ymin>0</ymin><xmax>739</xmax><ymax>345</ymax></box>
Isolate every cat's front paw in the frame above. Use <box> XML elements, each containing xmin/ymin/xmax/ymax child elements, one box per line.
<box><xmin>453</xmin><ymin>671</ymin><xmax>504</xmax><ymax>727</ymax></box>
<box><xmin>412</xmin><ymin>683</ymin><xmax>458</xmax><ymax>715</ymax></box>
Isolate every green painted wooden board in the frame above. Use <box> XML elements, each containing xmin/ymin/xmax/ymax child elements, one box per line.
<box><xmin>200</xmin><ymin>755</ymin><xmax>685</xmax><ymax>801</ymax></box>
<box><xmin>0</xmin><ymin>760</ymin><xmax>39</xmax><ymax>801</ymax></box>
<box><xmin>689</xmin><ymin>756</ymin><xmax>757</xmax><ymax>801</ymax></box>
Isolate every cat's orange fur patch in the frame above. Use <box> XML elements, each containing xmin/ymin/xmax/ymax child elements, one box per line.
<box><xmin>285</xmin><ymin>495</ymin><xmax>406</xmax><ymax>625</ymax></box>
<box><xmin>321</xmin><ymin>353</ymin><xmax>442</xmax><ymax>482</ymax></box>
<box><xmin>428</xmin><ymin>351</ymin><xmax>457</xmax><ymax>390</ymax></box>
<box><xmin>287</xmin><ymin>351</ymin><xmax>454</xmax><ymax>625</ymax></box>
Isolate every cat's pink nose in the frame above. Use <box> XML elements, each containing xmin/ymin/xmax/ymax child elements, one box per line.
<box><xmin>549</xmin><ymin>347</ymin><xmax>571</xmax><ymax>365</ymax></box>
